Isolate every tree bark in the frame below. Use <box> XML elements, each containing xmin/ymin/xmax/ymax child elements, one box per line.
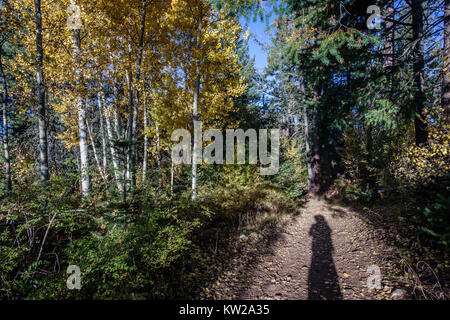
<box><xmin>170</xmin><ymin>160</ymin><xmax>174</xmax><ymax>195</ymax></box>
<box><xmin>300</xmin><ymin>77</ymin><xmax>313</xmax><ymax>191</ymax></box>
<box><xmin>412</xmin><ymin>0</ymin><xmax>428</xmax><ymax>145</ymax></box>
<box><xmin>191</xmin><ymin>13</ymin><xmax>203</xmax><ymax>201</ymax></box>
<box><xmin>312</xmin><ymin>81</ymin><xmax>321</xmax><ymax>194</ymax></box>
<box><xmin>33</xmin><ymin>0</ymin><xmax>49</xmax><ymax>182</ymax></box>
<box><xmin>112</xmin><ymin>83</ymin><xmax>122</xmax><ymax>139</ymax></box>
<box><xmin>72</xmin><ymin>28</ymin><xmax>90</xmax><ymax>197</ymax></box>
<box><xmin>142</xmin><ymin>95</ymin><xmax>148</xmax><ymax>183</ymax></box>
<box><xmin>125</xmin><ymin>69</ymin><xmax>133</xmax><ymax>187</ymax></box>
<box><xmin>102</xmin><ymin>91</ymin><xmax>122</xmax><ymax>190</ymax></box>
<box><xmin>0</xmin><ymin>46</ymin><xmax>11</xmax><ymax>195</ymax></box>
<box><xmin>384</xmin><ymin>0</ymin><xmax>395</xmax><ymax>95</ymax></box>
<box><xmin>127</xmin><ymin>0</ymin><xmax>147</xmax><ymax>190</ymax></box>
<box><xmin>86</xmin><ymin>117</ymin><xmax>106</xmax><ymax>181</ymax></box>
<box><xmin>442</xmin><ymin>0</ymin><xmax>450</xmax><ymax>118</ymax></box>
<box><xmin>155</xmin><ymin>120</ymin><xmax>162</xmax><ymax>187</ymax></box>
<box><xmin>304</xmin><ymin>104</ymin><xmax>313</xmax><ymax>191</ymax></box>
<box><xmin>192</xmin><ymin>71</ymin><xmax>201</xmax><ymax>201</ymax></box>
<box><xmin>97</xmin><ymin>90</ymin><xmax>107</xmax><ymax>172</ymax></box>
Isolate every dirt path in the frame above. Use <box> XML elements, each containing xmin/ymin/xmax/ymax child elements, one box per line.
<box><xmin>204</xmin><ymin>198</ymin><xmax>395</xmax><ymax>300</ymax></box>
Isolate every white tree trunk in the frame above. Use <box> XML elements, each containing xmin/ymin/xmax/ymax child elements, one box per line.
<box><xmin>142</xmin><ymin>96</ymin><xmax>148</xmax><ymax>183</ymax></box>
<box><xmin>191</xmin><ymin>72</ymin><xmax>201</xmax><ymax>201</ymax></box>
<box><xmin>0</xmin><ymin>48</ymin><xmax>11</xmax><ymax>195</ymax></box>
<box><xmin>191</xmin><ymin>14</ymin><xmax>202</xmax><ymax>201</ymax></box>
<box><xmin>103</xmin><ymin>96</ymin><xmax>123</xmax><ymax>191</ymax></box>
<box><xmin>129</xmin><ymin>0</ymin><xmax>147</xmax><ymax>189</ymax></box>
<box><xmin>97</xmin><ymin>91</ymin><xmax>108</xmax><ymax>172</ymax></box>
<box><xmin>72</xmin><ymin>29</ymin><xmax>90</xmax><ymax>197</ymax></box>
<box><xmin>33</xmin><ymin>0</ymin><xmax>49</xmax><ymax>182</ymax></box>
<box><xmin>125</xmin><ymin>69</ymin><xmax>132</xmax><ymax>186</ymax></box>
<box><xmin>113</xmin><ymin>85</ymin><xmax>121</xmax><ymax>139</ymax></box>
<box><xmin>170</xmin><ymin>160</ymin><xmax>174</xmax><ymax>195</ymax></box>
<box><xmin>155</xmin><ymin>120</ymin><xmax>162</xmax><ymax>187</ymax></box>
<box><xmin>86</xmin><ymin>117</ymin><xmax>106</xmax><ymax>181</ymax></box>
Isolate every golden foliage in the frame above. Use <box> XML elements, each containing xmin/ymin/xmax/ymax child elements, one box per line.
<box><xmin>395</xmin><ymin>111</ymin><xmax>450</xmax><ymax>183</ymax></box>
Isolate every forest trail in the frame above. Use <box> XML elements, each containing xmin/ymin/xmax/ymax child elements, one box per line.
<box><xmin>206</xmin><ymin>198</ymin><xmax>392</xmax><ymax>300</ymax></box>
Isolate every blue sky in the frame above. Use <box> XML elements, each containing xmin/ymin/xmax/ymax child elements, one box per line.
<box><xmin>239</xmin><ymin>14</ymin><xmax>277</xmax><ymax>72</ymax></box>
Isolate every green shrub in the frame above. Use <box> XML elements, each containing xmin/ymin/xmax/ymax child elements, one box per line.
<box><xmin>1</xmin><ymin>162</ymin><xmax>304</xmax><ymax>299</ymax></box>
<box><xmin>422</xmin><ymin>192</ymin><xmax>450</xmax><ymax>247</ymax></box>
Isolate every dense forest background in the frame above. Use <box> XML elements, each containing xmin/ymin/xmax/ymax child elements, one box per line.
<box><xmin>0</xmin><ymin>0</ymin><xmax>449</xmax><ymax>300</ymax></box>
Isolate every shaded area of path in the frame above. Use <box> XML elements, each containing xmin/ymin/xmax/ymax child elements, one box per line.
<box><xmin>203</xmin><ymin>198</ymin><xmax>392</xmax><ymax>300</ymax></box>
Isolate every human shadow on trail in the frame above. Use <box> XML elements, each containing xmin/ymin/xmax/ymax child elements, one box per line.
<box><xmin>308</xmin><ymin>215</ymin><xmax>342</xmax><ymax>300</ymax></box>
